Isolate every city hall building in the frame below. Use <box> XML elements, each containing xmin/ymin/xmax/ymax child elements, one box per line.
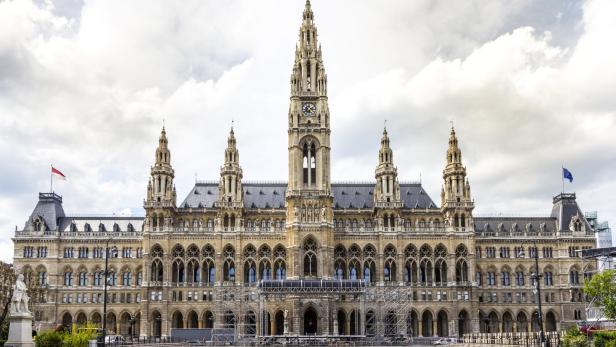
<box><xmin>12</xmin><ymin>1</ymin><xmax>597</xmax><ymax>342</ymax></box>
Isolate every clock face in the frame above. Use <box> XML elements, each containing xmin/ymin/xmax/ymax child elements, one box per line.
<box><xmin>302</xmin><ymin>102</ymin><xmax>316</xmax><ymax>116</ymax></box>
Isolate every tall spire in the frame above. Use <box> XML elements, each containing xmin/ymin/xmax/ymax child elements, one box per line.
<box><xmin>375</xmin><ymin>128</ymin><xmax>401</xmax><ymax>207</ymax></box>
<box><xmin>217</xmin><ymin>126</ymin><xmax>243</xmax><ymax>208</ymax></box>
<box><xmin>145</xmin><ymin>126</ymin><xmax>176</xmax><ymax>231</ymax></box>
<box><xmin>441</xmin><ymin>126</ymin><xmax>473</xmax><ymax>232</ymax></box>
<box><xmin>290</xmin><ymin>0</ymin><xmax>327</xmax><ymax>97</ymax></box>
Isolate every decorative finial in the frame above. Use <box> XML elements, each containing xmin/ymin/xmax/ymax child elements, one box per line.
<box><xmin>383</xmin><ymin>119</ymin><xmax>388</xmax><ymax>134</ymax></box>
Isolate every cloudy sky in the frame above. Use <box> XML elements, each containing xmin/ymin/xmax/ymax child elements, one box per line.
<box><xmin>1</xmin><ymin>0</ymin><xmax>615</xmax><ymax>263</ymax></box>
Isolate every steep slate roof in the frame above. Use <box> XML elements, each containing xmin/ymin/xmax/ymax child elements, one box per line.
<box><xmin>56</xmin><ymin>217</ymin><xmax>144</xmax><ymax>233</ymax></box>
<box><xmin>180</xmin><ymin>182</ymin><xmax>438</xmax><ymax>210</ymax></box>
<box><xmin>25</xmin><ymin>193</ymin><xmax>66</xmax><ymax>231</ymax></box>
<box><xmin>473</xmin><ymin>217</ymin><xmax>557</xmax><ymax>234</ymax></box>
<box><xmin>551</xmin><ymin>193</ymin><xmax>592</xmax><ymax>231</ymax></box>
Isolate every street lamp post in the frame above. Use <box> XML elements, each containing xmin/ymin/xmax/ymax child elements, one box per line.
<box><xmin>100</xmin><ymin>238</ymin><xmax>117</xmax><ymax>346</ymax></box>
<box><xmin>522</xmin><ymin>240</ymin><xmax>548</xmax><ymax>347</ymax></box>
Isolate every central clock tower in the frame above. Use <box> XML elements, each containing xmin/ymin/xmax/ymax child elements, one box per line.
<box><xmin>286</xmin><ymin>0</ymin><xmax>333</xmax><ymax>279</ymax></box>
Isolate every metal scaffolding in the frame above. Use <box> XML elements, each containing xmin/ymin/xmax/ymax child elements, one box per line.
<box><xmin>365</xmin><ymin>285</ymin><xmax>413</xmax><ymax>343</ymax></box>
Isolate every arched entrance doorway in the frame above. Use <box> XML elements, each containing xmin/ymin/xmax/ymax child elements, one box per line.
<box><xmin>61</xmin><ymin>312</ymin><xmax>72</xmax><ymax>330</ymax></box>
<box><xmin>458</xmin><ymin>310</ymin><xmax>469</xmax><ymax>337</ymax></box>
<box><xmin>337</xmin><ymin>310</ymin><xmax>346</xmax><ymax>335</ymax></box>
<box><xmin>545</xmin><ymin>312</ymin><xmax>557</xmax><ymax>332</ymax></box>
<box><xmin>422</xmin><ymin>311</ymin><xmax>433</xmax><ymax>337</ymax></box>
<box><xmin>437</xmin><ymin>310</ymin><xmax>448</xmax><ymax>337</ymax></box>
<box><xmin>245</xmin><ymin>311</ymin><xmax>256</xmax><ymax>336</ymax></box>
<box><xmin>203</xmin><ymin>311</ymin><xmax>214</xmax><ymax>329</ymax></box>
<box><xmin>152</xmin><ymin>311</ymin><xmax>162</xmax><ymax>337</ymax></box>
<box><xmin>304</xmin><ymin>307</ymin><xmax>318</xmax><ymax>335</ymax></box>
<box><xmin>275</xmin><ymin>311</ymin><xmax>285</xmax><ymax>335</ymax></box>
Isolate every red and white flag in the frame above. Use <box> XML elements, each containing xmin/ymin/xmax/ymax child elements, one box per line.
<box><xmin>51</xmin><ymin>166</ymin><xmax>67</xmax><ymax>180</ymax></box>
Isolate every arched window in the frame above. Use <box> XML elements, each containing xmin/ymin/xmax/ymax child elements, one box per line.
<box><xmin>224</xmin><ymin>260</ymin><xmax>236</xmax><ymax>282</ymax></box>
<box><xmin>151</xmin><ymin>259</ymin><xmax>163</xmax><ymax>282</ymax></box>
<box><xmin>259</xmin><ymin>260</ymin><xmax>272</xmax><ymax>280</ymax></box>
<box><xmin>384</xmin><ymin>259</ymin><xmax>396</xmax><ymax>282</ymax></box>
<box><xmin>302</xmin><ymin>142</ymin><xmax>317</xmax><ymax>186</ymax></box>
<box><xmin>303</xmin><ymin>238</ymin><xmax>318</xmax><ymax>277</ymax></box>
<box><xmin>244</xmin><ymin>260</ymin><xmax>256</xmax><ymax>284</ymax></box>
<box><xmin>274</xmin><ymin>260</ymin><xmax>286</xmax><ymax>280</ymax></box>
<box><xmin>334</xmin><ymin>259</ymin><xmax>345</xmax><ymax>280</ymax></box>
<box><xmin>203</xmin><ymin>259</ymin><xmax>216</xmax><ymax>285</ymax></box>
<box><xmin>364</xmin><ymin>260</ymin><xmax>376</xmax><ymax>284</ymax></box>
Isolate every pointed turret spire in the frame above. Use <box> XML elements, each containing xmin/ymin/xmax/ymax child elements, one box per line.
<box><xmin>145</xmin><ymin>126</ymin><xmax>176</xmax><ymax>232</ymax></box>
<box><xmin>290</xmin><ymin>0</ymin><xmax>327</xmax><ymax>97</ymax></box>
<box><xmin>441</xmin><ymin>125</ymin><xmax>473</xmax><ymax>232</ymax></box>
<box><xmin>374</xmin><ymin>127</ymin><xmax>401</xmax><ymax>208</ymax></box>
<box><xmin>217</xmin><ymin>125</ymin><xmax>243</xmax><ymax>208</ymax></box>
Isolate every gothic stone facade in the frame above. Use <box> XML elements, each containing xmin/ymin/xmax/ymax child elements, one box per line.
<box><xmin>12</xmin><ymin>1</ymin><xmax>596</xmax><ymax>340</ymax></box>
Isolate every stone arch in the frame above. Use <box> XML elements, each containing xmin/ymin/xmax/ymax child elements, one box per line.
<box><xmin>202</xmin><ymin>310</ymin><xmax>214</xmax><ymax>329</ymax></box>
<box><xmin>61</xmin><ymin>312</ymin><xmax>72</xmax><ymax>330</ymax></box>
<box><xmin>437</xmin><ymin>310</ymin><xmax>448</xmax><ymax>337</ymax></box>
<box><xmin>171</xmin><ymin>244</ymin><xmax>185</xmax><ymax>258</ymax></box>
<box><xmin>337</xmin><ymin>309</ymin><xmax>347</xmax><ymax>335</ymax></box>
<box><xmin>384</xmin><ymin>309</ymin><xmax>397</xmax><ymax>336</ymax></box>
<box><xmin>422</xmin><ymin>310</ymin><xmax>433</xmax><ymax>337</ymax></box>
<box><xmin>187</xmin><ymin>311</ymin><xmax>198</xmax><ymax>328</ymax></box>
<box><xmin>172</xmin><ymin>311</ymin><xmax>183</xmax><ymax>329</ymax></box>
<box><xmin>106</xmin><ymin>312</ymin><xmax>117</xmax><ymax>334</ymax></box>
<box><xmin>152</xmin><ymin>311</ymin><xmax>162</xmax><ymax>337</ymax></box>
<box><xmin>516</xmin><ymin>311</ymin><xmax>529</xmax><ymax>333</ymax></box>
<box><xmin>545</xmin><ymin>311</ymin><xmax>557</xmax><ymax>332</ymax></box>
<box><xmin>91</xmin><ymin>312</ymin><xmax>102</xmax><ymax>327</ymax></box>
<box><xmin>245</xmin><ymin>311</ymin><xmax>256</xmax><ymax>336</ymax></box>
<box><xmin>119</xmin><ymin>312</ymin><xmax>132</xmax><ymax>335</ymax></box>
<box><xmin>186</xmin><ymin>243</ymin><xmax>200</xmax><ymax>258</ymax></box>
<box><xmin>274</xmin><ymin>310</ymin><xmax>285</xmax><ymax>335</ymax></box>
<box><xmin>75</xmin><ymin>311</ymin><xmax>87</xmax><ymax>326</ymax></box>
<box><xmin>487</xmin><ymin>311</ymin><xmax>499</xmax><ymax>333</ymax></box>
<box><xmin>407</xmin><ymin>310</ymin><xmax>419</xmax><ymax>337</ymax></box>
<box><xmin>303</xmin><ymin>236</ymin><xmax>318</xmax><ymax>278</ymax></box>
<box><xmin>303</xmin><ymin>306</ymin><xmax>318</xmax><ymax>335</ymax></box>
<box><xmin>458</xmin><ymin>310</ymin><xmax>470</xmax><ymax>337</ymax></box>
<box><xmin>502</xmin><ymin>311</ymin><xmax>514</xmax><ymax>332</ymax></box>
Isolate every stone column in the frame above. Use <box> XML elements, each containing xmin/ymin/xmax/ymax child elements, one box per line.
<box><xmin>418</xmin><ymin>319</ymin><xmax>423</xmax><ymax>337</ymax></box>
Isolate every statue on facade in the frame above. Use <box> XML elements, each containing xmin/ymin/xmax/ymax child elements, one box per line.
<box><xmin>321</xmin><ymin>207</ymin><xmax>326</xmax><ymax>221</ymax></box>
<box><xmin>10</xmin><ymin>274</ymin><xmax>30</xmax><ymax>314</ymax></box>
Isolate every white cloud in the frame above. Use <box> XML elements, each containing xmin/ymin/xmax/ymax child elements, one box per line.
<box><xmin>0</xmin><ymin>0</ymin><xmax>615</xmax><ymax>262</ymax></box>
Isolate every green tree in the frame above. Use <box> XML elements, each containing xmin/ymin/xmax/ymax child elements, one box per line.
<box><xmin>584</xmin><ymin>269</ymin><xmax>616</xmax><ymax>320</ymax></box>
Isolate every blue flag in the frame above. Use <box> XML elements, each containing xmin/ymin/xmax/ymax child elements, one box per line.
<box><xmin>563</xmin><ymin>168</ymin><xmax>573</xmax><ymax>182</ymax></box>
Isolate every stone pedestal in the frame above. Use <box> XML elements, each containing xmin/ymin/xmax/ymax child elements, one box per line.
<box><xmin>5</xmin><ymin>312</ymin><xmax>34</xmax><ymax>347</ymax></box>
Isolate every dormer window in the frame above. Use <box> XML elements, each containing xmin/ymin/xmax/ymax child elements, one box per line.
<box><xmin>127</xmin><ymin>223</ymin><xmax>134</xmax><ymax>232</ymax></box>
<box><xmin>33</xmin><ymin>219</ymin><xmax>43</xmax><ymax>232</ymax></box>
<box><xmin>84</xmin><ymin>223</ymin><xmax>92</xmax><ymax>232</ymax></box>
<box><xmin>70</xmin><ymin>223</ymin><xmax>77</xmax><ymax>232</ymax></box>
<box><xmin>98</xmin><ymin>223</ymin><xmax>106</xmax><ymax>232</ymax></box>
<box><xmin>113</xmin><ymin>223</ymin><xmax>120</xmax><ymax>232</ymax></box>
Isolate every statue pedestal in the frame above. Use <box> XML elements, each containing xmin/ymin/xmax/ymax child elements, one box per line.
<box><xmin>5</xmin><ymin>312</ymin><xmax>34</xmax><ymax>347</ymax></box>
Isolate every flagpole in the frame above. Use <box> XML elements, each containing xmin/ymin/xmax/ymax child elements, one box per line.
<box><xmin>50</xmin><ymin>164</ymin><xmax>53</xmax><ymax>193</ymax></box>
<box><xmin>561</xmin><ymin>164</ymin><xmax>564</xmax><ymax>194</ymax></box>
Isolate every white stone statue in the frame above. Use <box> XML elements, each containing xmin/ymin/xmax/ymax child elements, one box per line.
<box><xmin>284</xmin><ymin>310</ymin><xmax>288</xmax><ymax>320</ymax></box>
<box><xmin>321</xmin><ymin>207</ymin><xmax>326</xmax><ymax>221</ymax></box>
<box><xmin>11</xmin><ymin>274</ymin><xmax>30</xmax><ymax>314</ymax></box>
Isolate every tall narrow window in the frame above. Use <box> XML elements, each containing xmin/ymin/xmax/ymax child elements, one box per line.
<box><xmin>303</xmin><ymin>144</ymin><xmax>309</xmax><ymax>185</ymax></box>
<box><xmin>310</xmin><ymin>143</ymin><xmax>316</xmax><ymax>185</ymax></box>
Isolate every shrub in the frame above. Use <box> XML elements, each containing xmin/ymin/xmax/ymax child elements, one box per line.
<box><xmin>593</xmin><ymin>331</ymin><xmax>616</xmax><ymax>347</ymax></box>
<box><xmin>562</xmin><ymin>326</ymin><xmax>589</xmax><ymax>347</ymax></box>
<box><xmin>35</xmin><ymin>330</ymin><xmax>64</xmax><ymax>347</ymax></box>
